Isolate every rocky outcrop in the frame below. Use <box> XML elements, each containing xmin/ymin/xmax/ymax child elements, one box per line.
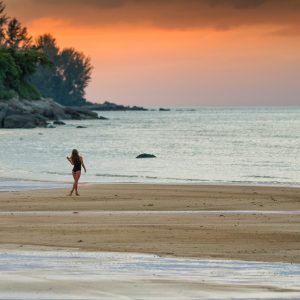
<box><xmin>0</xmin><ymin>97</ymin><xmax>99</xmax><ymax>128</ymax></box>
<box><xmin>136</xmin><ymin>153</ymin><xmax>157</xmax><ymax>158</ymax></box>
<box><xmin>53</xmin><ymin>120</ymin><xmax>66</xmax><ymax>125</ymax></box>
<box><xmin>83</xmin><ymin>101</ymin><xmax>147</xmax><ymax>111</ymax></box>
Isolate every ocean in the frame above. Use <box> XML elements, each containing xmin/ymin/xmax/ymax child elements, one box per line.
<box><xmin>0</xmin><ymin>106</ymin><xmax>299</xmax><ymax>189</ymax></box>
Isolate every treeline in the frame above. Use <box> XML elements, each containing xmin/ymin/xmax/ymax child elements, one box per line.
<box><xmin>0</xmin><ymin>1</ymin><xmax>92</xmax><ymax>105</ymax></box>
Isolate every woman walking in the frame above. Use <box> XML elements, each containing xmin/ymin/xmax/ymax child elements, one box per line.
<box><xmin>66</xmin><ymin>149</ymin><xmax>86</xmax><ymax>196</ymax></box>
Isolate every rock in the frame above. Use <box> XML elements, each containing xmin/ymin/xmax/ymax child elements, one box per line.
<box><xmin>0</xmin><ymin>97</ymin><xmax>99</xmax><ymax>129</ymax></box>
<box><xmin>136</xmin><ymin>153</ymin><xmax>156</xmax><ymax>159</ymax></box>
<box><xmin>53</xmin><ymin>120</ymin><xmax>66</xmax><ymax>125</ymax></box>
<box><xmin>0</xmin><ymin>104</ymin><xmax>8</xmax><ymax>127</ymax></box>
<box><xmin>83</xmin><ymin>101</ymin><xmax>147</xmax><ymax>111</ymax></box>
<box><xmin>3</xmin><ymin>114</ymin><xmax>47</xmax><ymax>128</ymax></box>
<box><xmin>99</xmin><ymin>116</ymin><xmax>109</xmax><ymax>120</ymax></box>
<box><xmin>65</xmin><ymin>106</ymin><xmax>98</xmax><ymax>119</ymax></box>
<box><xmin>159</xmin><ymin>108</ymin><xmax>170</xmax><ymax>111</ymax></box>
<box><xmin>76</xmin><ymin>125</ymin><xmax>87</xmax><ymax>128</ymax></box>
<box><xmin>75</xmin><ymin>108</ymin><xmax>98</xmax><ymax>119</ymax></box>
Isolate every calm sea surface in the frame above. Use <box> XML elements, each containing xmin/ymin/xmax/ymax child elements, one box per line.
<box><xmin>0</xmin><ymin>107</ymin><xmax>299</xmax><ymax>188</ymax></box>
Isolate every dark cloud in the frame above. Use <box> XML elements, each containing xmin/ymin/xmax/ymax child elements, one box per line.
<box><xmin>207</xmin><ymin>0</ymin><xmax>267</xmax><ymax>9</ymax></box>
<box><xmin>5</xmin><ymin>0</ymin><xmax>300</xmax><ymax>34</ymax></box>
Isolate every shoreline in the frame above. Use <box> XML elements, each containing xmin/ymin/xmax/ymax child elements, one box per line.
<box><xmin>1</xmin><ymin>247</ymin><xmax>299</xmax><ymax>300</ymax></box>
<box><xmin>0</xmin><ymin>244</ymin><xmax>299</xmax><ymax>267</ymax></box>
<box><xmin>1</xmin><ymin>178</ymin><xmax>300</xmax><ymax>192</ymax></box>
<box><xmin>0</xmin><ymin>183</ymin><xmax>299</xmax><ymax>263</ymax></box>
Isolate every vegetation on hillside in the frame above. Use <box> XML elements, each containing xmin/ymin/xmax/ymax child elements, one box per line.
<box><xmin>0</xmin><ymin>1</ymin><xmax>50</xmax><ymax>99</ymax></box>
<box><xmin>31</xmin><ymin>34</ymin><xmax>92</xmax><ymax>106</ymax></box>
<box><xmin>0</xmin><ymin>1</ymin><xmax>92</xmax><ymax>105</ymax></box>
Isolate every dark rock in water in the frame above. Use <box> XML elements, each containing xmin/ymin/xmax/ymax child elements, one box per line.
<box><xmin>159</xmin><ymin>108</ymin><xmax>171</xmax><ymax>111</ymax></box>
<box><xmin>99</xmin><ymin>116</ymin><xmax>109</xmax><ymax>120</ymax></box>
<box><xmin>136</xmin><ymin>153</ymin><xmax>156</xmax><ymax>159</ymax></box>
<box><xmin>53</xmin><ymin>120</ymin><xmax>66</xmax><ymax>125</ymax></box>
<box><xmin>76</xmin><ymin>125</ymin><xmax>87</xmax><ymax>128</ymax></box>
<box><xmin>83</xmin><ymin>101</ymin><xmax>147</xmax><ymax>111</ymax></box>
<box><xmin>66</xmin><ymin>106</ymin><xmax>98</xmax><ymax>119</ymax></box>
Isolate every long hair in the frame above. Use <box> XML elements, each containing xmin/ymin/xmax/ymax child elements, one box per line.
<box><xmin>71</xmin><ymin>149</ymin><xmax>80</xmax><ymax>164</ymax></box>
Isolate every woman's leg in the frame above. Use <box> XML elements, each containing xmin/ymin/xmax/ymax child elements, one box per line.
<box><xmin>69</xmin><ymin>172</ymin><xmax>76</xmax><ymax>196</ymax></box>
<box><xmin>74</xmin><ymin>171</ymin><xmax>81</xmax><ymax>195</ymax></box>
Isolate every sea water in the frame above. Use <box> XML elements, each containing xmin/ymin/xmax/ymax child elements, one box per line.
<box><xmin>0</xmin><ymin>249</ymin><xmax>299</xmax><ymax>299</ymax></box>
<box><xmin>0</xmin><ymin>107</ymin><xmax>299</xmax><ymax>189</ymax></box>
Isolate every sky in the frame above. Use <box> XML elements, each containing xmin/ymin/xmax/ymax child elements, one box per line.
<box><xmin>5</xmin><ymin>0</ymin><xmax>300</xmax><ymax>106</ymax></box>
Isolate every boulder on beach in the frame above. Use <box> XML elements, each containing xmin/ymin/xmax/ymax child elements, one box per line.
<box><xmin>136</xmin><ymin>153</ymin><xmax>157</xmax><ymax>159</ymax></box>
<box><xmin>99</xmin><ymin>116</ymin><xmax>109</xmax><ymax>120</ymax></box>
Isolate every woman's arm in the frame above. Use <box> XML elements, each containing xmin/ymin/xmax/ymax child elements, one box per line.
<box><xmin>80</xmin><ymin>156</ymin><xmax>87</xmax><ymax>173</ymax></box>
<box><xmin>66</xmin><ymin>156</ymin><xmax>74</xmax><ymax>165</ymax></box>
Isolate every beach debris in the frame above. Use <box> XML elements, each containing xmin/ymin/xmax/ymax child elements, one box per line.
<box><xmin>136</xmin><ymin>153</ymin><xmax>156</xmax><ymax>158</ymax></box>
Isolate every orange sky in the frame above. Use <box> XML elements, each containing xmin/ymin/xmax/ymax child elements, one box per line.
<box><xmin>5</xmin><ymin>0</ymin><xmax>300</xmax><ymax>106</ymax></box>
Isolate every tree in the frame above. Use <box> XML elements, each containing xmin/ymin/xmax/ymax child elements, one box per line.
<box><xmin>57</xmin><ymin>48</ymin><xmax>92</xmax><ymax>105</ymax></box>
<box><xmin>0</xmin><ymin>2</ymin><xmax>50</xmax><ymax>99</ymax></box>
<box><xmin>30</xmin><ymin>34</ymin><xmax>60</xmax><ymax>100</ymax></box>
<box><xmin>12</xmin><ymin>46</ymin><xmax>51</xmax><ymax>99</ymax></box>
<box><xmin>0</xmin><ymin>1</ymin><xmax>92</xmax><ymax>103</ymax></box>
<box><xmin>0</xmin><ymin>1</ymin><xmax>8</xmax><ymax>45</ymax></box>
<box><xmin>5</xmin><ymin>17</ymin><xmax>32</xmax><ymax>49</ymax></box>
<box><xmin>0</xmin><ymin>48</ymin><xmax>19</xmax><ymax>99</ymax></box>
<box><xmin>31</xmin><ymin>34</ymin><xmax>93</xmax><ymax>106</ymax></box>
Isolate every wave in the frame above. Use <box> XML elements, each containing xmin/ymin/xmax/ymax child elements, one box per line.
<box><xmin>95</xmin><ymin>173</ymin><xmax>139</xmax><ymax>178</ymax></box>
<box><xmin>44</xmin><ymin>171</ymin><xmax>71</xmax><ymax>176</ymax></box>
<box><xmin>244</xmin><ymin>175</ymin><xmax>291</xmax><ymax>180</ymax></box>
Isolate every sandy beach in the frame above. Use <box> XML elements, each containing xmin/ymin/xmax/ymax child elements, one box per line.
<box><xmin>0</xmin><ymin>184</ymin><xmax>299</xmax><ymax>263</ymax></box>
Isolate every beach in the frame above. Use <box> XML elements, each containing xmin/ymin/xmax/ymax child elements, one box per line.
<box><xmin>0</xmin><ymin>183</ymin><xmax>299</xmax><ymax>263</ymax></box>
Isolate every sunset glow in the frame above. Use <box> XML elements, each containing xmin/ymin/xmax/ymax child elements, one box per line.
<box><xmin>6</xmin><ymin>0</ymin><xmax>300</xmax><ymax>106</ymax></box>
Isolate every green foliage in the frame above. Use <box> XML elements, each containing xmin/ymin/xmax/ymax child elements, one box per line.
<box><xmin>0</xmin><ymin>0</ymin><xmax>92</xmax><ymax>103</ymax></box>
<box><xmin>5</xmin><ymin>17</ymin><xmax>32</xmax><ymax>49</ymax></box>
<box><xmin>0</xmin><ymin>48</ymin><xmax>20</xmax><ymax>98</ymax></box>
<box><xmin>31</xmin><ymin>34</ymin><xmax>93</xmax><ymax>106</ymax></box>
<box><xmin>18</xmin><ymin>81</ymin><xmax>40</xmax><ymax>100</ymax></box>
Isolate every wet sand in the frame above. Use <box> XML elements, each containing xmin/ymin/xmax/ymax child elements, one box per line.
<box><xmin>0</xmin><ymin>184</ymin><xmax>299</xmax><ymax>263</ymax></box>
<box><xmin>1</xmin><ymin>249</ymin><xmax>299</xmax><ymax>299</ymax></box>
